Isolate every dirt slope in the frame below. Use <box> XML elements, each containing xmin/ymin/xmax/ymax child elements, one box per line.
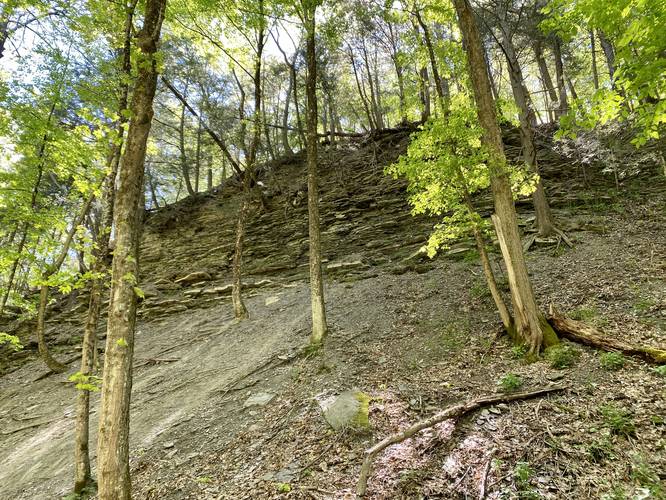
<box><xmin>1</xmin><ymin>128</ymin><xmax>665</xmax><ymax>499</ymax></box>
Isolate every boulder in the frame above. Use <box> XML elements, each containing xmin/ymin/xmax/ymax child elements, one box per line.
<box><xmin>321</xmin><ymin>390</ymin><xmax>370</xmax><ymax>431</ymax></box>
<box><xmin>243</xmin><ymin>392</ymin><xmax>276</xmax><ymax>408</ymax></box>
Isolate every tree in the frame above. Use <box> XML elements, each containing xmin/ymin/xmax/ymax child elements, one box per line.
<box><xmin>95</xmin><ymin>0</ymin><xmax>167</xmax><ymax>497</ymax></box>
<box><xmin>452</xmin><ymin>0</ymin><xmax>558</xmax><ymax>354</ymax></box>
<box><xmin>300</xmin><ymin>0</ymin><xmax>328</xmax><ymax>345</ymax></box>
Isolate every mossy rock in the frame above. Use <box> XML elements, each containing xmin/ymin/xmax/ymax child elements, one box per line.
<box><xmin>322</xmin><ymin>390</ymin><xmax>371</xmax><ymax>431</ymax></box>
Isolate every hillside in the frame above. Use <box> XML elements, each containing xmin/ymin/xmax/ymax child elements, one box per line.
<box><xmin>1</xmin><ymin>128</ymin><xmax>665</xmax><ymax>499</ymax></box>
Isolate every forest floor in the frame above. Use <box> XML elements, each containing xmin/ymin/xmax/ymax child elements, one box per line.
<box><xmin>0</xmin><ymin>127</ymin><xmax>665</xmax><ymax>499</ymax></box>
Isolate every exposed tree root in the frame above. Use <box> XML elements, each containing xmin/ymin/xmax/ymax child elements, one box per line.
<box><xmin>355</xmin><ymin>386</ymin><xmax>566</xmax><ymax>497</ymax></box>
<box><xmin>547</xmin><ymin>305</ymin><xmax>666</xmax><ymax>364</ymax></box>
<box><xmin>522</xmin><ymin>227</ymin><xmax>573</xmax><ymax>253</ymax></box>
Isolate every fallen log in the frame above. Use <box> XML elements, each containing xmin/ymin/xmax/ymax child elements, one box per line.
<box><xmin>547</xmin><ymin>305</ymin><xmax>666</xmax><ymax>364</ymax></box>
<box><xmin>356</xmin><ymin>386</ymin><xmax>565</xmax><ymax>497</ymax></box>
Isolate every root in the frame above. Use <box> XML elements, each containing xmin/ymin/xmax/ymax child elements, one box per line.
<box><xmin>547</xmin><ymin>305</ymin><xmax>666</xmax><ymax>364</ymax></box>
<box><xmin>355</xmin><ymin>386</ymin><xmax>566</xmax><ymax>497</ymax></box>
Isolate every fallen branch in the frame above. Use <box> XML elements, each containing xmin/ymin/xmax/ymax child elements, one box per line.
<box><xmin>356</xmin><ymin>386</ymin><xmax>565</xmax><ymax>497</ymax></box>
<box><xmin>547</xmin><ymin>305</ymin><xmax>666</xmax><ymax>364</ymax></box>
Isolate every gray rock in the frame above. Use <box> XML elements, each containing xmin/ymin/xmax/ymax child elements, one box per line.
<box><xmin>243</xmin><ymin>392</ymin><xmax>276</xmax><ymax>408</ymax></box>
<box><xmin>321</xmin><ymin>390</ymin><xmax>370</xmax><ymax>430</ymax></box>
<box><xmin>175</xmin><ymin>271</ymin><xmax>212</xmax><ymax>285</ymax></box>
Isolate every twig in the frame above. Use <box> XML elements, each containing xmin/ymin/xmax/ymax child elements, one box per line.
<box><xmin>356</xmin><ymin>386</ymin><xmax>566</xmax><ymax>497</ymax></box>
<box><xmin>479</xmin><ymin>452</ymin><xmax>494</xmax><ymax>500</ymax></box>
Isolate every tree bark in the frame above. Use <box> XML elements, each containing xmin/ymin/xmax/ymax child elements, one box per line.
<box><xmin>36</xmin><ymin>193</ymin><xmax>96</xmax><ymax>374</ymax></box>
<box><xmin>533</xmin><ymin>40</ymin><xmax>558</xmax><ymax>122</ymax></box>
<box><xmin>453</xmin><ymin>0</ymin><xmax>558</xmax><ymax>355</ymax></box>
<box><xmin>498</xmin><ymin>25</ymin><xmax>557</xmax><ymax>237</ymax></box>
<box><xmin>349</xmin><ymin>47</ymin><xmax>376</xmax><ymax>131</ymax></box>
<box><xmin>597</xmin><ymin>30</ymin><xmax>616</xmax><ymax>84</ymax></box>
<box><xmin>179</xmin><ymin>102</ymin><xmax>196</xmax><ymax>197</ymax></box>
<box><xmin>96</xmin><ymin>0</ymin><xmax>166</xmax><ymax>497</ymax></box>
<box><xmin>74</xmin><ymin>0</ymin><xmax>135</xmax><ymax>488</ymax></box>
<box><xmin>415</xmin><ymin>9</ymin><xmax>449</xmax><ymax>112</ymax></box>
<box><xmin>552</xmin><ymin>37</ymin><xmax>569</xmax><ymax>119</ymax></box>
<box><xmin>590</xmin><ymin>31</ymin><xmax>599</xmax><ymax>90</ymax></box>
<box><xmin>231</xmin><ymin>5</ymin><xmax>265</xmax><ymax>319</ymax></box>
<box><xmin>547</xmin><ymin>306</ymin><xmax>666</xmax><ymax>364</ymax></box>
<box><xmin>281</xmin><ymin>66</ymin><xmax>294</xmax><ymax>156</ymax></box>
<box><xmin>304</xmin><ymin>5</ymin><xmax>328</xmax><ymax>346</ymax></box>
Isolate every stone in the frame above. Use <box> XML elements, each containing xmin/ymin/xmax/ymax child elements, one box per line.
<box><xmin>265</xmin><ymin>296</ymin><xmax>280</xmax><ymax>306</ymax></box>
<box><xmin>321</xmin><ymin>390</ymin><xmax>371</xmax><ymax>431</ymax></box>
<box><xmin>175</xmin><ymin>271</ymin><xmax>212</xmax><ymax>285</ymax></box>
<box><xmin>326</xmin><ymin>260</ymin><xmax>366</xmax><ymax>272</ymax></box>
<box><xmin>243</xmin><ymin>392</ymin><xmax>276</xmax><ymax>408</ymax></box>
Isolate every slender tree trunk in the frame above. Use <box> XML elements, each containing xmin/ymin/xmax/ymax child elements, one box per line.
<box><xmin>419</xmin><ymin>66</ymin><xmax>431</xmax><ymax>122</ymax></box>
<box><xmin>37</xmin><ymin>193</ymin><xmax>96</xmax><ymax>373</ymax></box>
<box><xmin>74</xmin><ymin>37</ymin><xmax>136</xmax><ymax>499</ymax></box>
<box><xmin>231</xmin><ymin>10</ymin><xmax>265</xmax><ymax>319</ymax></box>
<box><xmin>207</xmin><ymin>158</ymin><xmax>213</xmax><ymax>190</ymax></box>
<box><xmin>597</xmin><ymin>30</ymin><xmax>616</xmax><ymax>84</ymax></box>
<box><xmin>566</xmin><ymin>76</ymin><xmax>578</xmax><ymax>100</ymax></box>
<box><xmin>388</xmin><ymin>23</ymin><xmax>407</xmax><ymax>124</ymax></box>
<box><xmin>453</xmin><ymin>0</ymin><xmax>558</xmax><ymax>355</ymax></box>
<box><xmin>304</xmin><ymin>6</ymin><xmax>327</xmax><ymax>346</ymax></box>
<box><xmin>361</xmin><ymin>40</ymin><xmax>383</xmax><ymax>129</ymax></box>
<box><xmin>415</xmin><ymin>9</ymin><xmax>449</xmax><ymax>112</ymax></box>
<box><xmin>0</xmin><ymin>101</ymin><xmax>56</xmax><ymax>317</ymax></box>
<box><xmin>533</xmin><ymin>40</ymin><xmax>558</xmax><ymax>122</ymax></box>
<box><xmin>499</xmin><ymin>27</ymin><xmax>557</xmax><ymax>237</ymax></box>
<box><xmin>552</xmin><ymin>37</ymin><xmax>569</xmax><ymax>118</ymax></box>
<box><xmin>590</xmin><ymin>31</ymin><xmax>599</xmax><ymax>90</ymax></box>
<box><xmin>282</xmin><ymin>67</ymin><xmax>294</xmax><ymax>156</ymax></box>
<box><xmin>96</xmin><ymin>0</ymin><xmax>166</xmax><ymax>497</ymax></box>
<box><xmin>179</xmin><ymin>102</ymin><xmax>195</xmax><ymax>197</ymax></box>
<box><xmin>291</xmin><ymin>65</ymin><xmax>306</xmax><ymax>149</ymax></box>
<box><xmin>349</xmin><ymin>47</ymin><xmax>375</xmax><ymax>130</ymax></box>
<box><xmin>194</xmin><ymin>116</ymin><xmax>201</xmax><ymax>192</ymax></box>
<box><xmin>483</xmin><ymin>44</ymin><xmax>499</xmax><ymax>102</ymax></box>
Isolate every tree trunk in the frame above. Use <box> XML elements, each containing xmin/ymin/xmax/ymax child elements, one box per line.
<box><xmin>453</xmin><ymin>0</ymin><xmax>558</xmax><ymax>355</ymax></box>
<box><xmin>597</xmin><ymin>30</ymin><xmax>616</xmax><ymax>84</ymax></box>
<box><xmin>282</xmin><ymin>67</ymin><xmax>294</xmax><ymax>156</ymax></box>
<box><xmin>590</xmin><ymin>31</ymin><xmax>599</xmax><ymax>90</ymax></box>
<box><xmin>552</xmin><ymin>37</ymin><xmax>569</xmax><ymax>119</ymax></box>
<box><xmin>96</xmin><ymin>0</ymin><xmax>166</xmax><ymax>497</ymax></box>
<box><xmin>349</xmin><ymin>48</ymin><xmax>376</xmax><ymax>130</ymax></box>
<box><xmin>499</xmin><ymin>26</ymin><xmax>557</xmax><ymax>237</ymax></box>
<box><xmin>179</xmin><ymin>102</ymin><xmax>195</xmax><ymax>197</ymax></box>
<box><xmin>74</xmin><ymin>1</ymin><xmax>135</xmax><ymax>487</ymax></box>
<box><xmin>419</xmin><ymin>66</ymin><xmax>431</xmax><ymax>122</ymax></box>
<box><xmin>533</xmin><ymin>40</ymin><xmax>558</xmax><ymax>122</ymax></box>
<box><xmin>194</xmin><ymin>116</ymin><xmax>202</xmax><ymax>192</ymax></box>
<box><xmin>36</xmin><ymin>193</ymin><xmax>96</xmax><ymax>373</ymax></box>
<box><xmin>547</xmin><ymin>306</ymin><xmax>666</xmax><ymax>364</ymax></box>
<box><xmin>304</xmin><ymin>6</ymin><xmax>328</xmax><ymax>346</ymax></box>
<box><xmin>231</xmin><ymin>9</ymin><xmax>265</xmax><ymax>319</ymax></box>
<box><xmin>415</xmin><ymin>9</ymin><xmax>449</xmax><ymax>112</ymax></box>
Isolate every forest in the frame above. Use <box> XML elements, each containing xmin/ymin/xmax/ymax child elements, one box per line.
<box><xmin>0</xmin><ymin>0</ymin><xmax>664</xmax><ymax>498</ymax></box>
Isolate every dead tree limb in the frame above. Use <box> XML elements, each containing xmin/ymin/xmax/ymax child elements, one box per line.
<box><xmin>547</xmin><ymin>305</ymin><xmax>666</xmax><ymax>364</ymax></box>
<box><xmin>356</xmin><ymin>386</ymin><xmax>565</xmax><ymax>497</ymax></box>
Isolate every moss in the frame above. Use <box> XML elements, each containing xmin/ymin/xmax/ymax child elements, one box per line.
<box><xmin>545</xmin><ymin>343</ymin><xmax>579</xmax><ymax>369</ymax></box>
<box><xmin>352</xmin><ymin>391</ymin><xmax>371</xmax><ymax>429</ymax></box>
